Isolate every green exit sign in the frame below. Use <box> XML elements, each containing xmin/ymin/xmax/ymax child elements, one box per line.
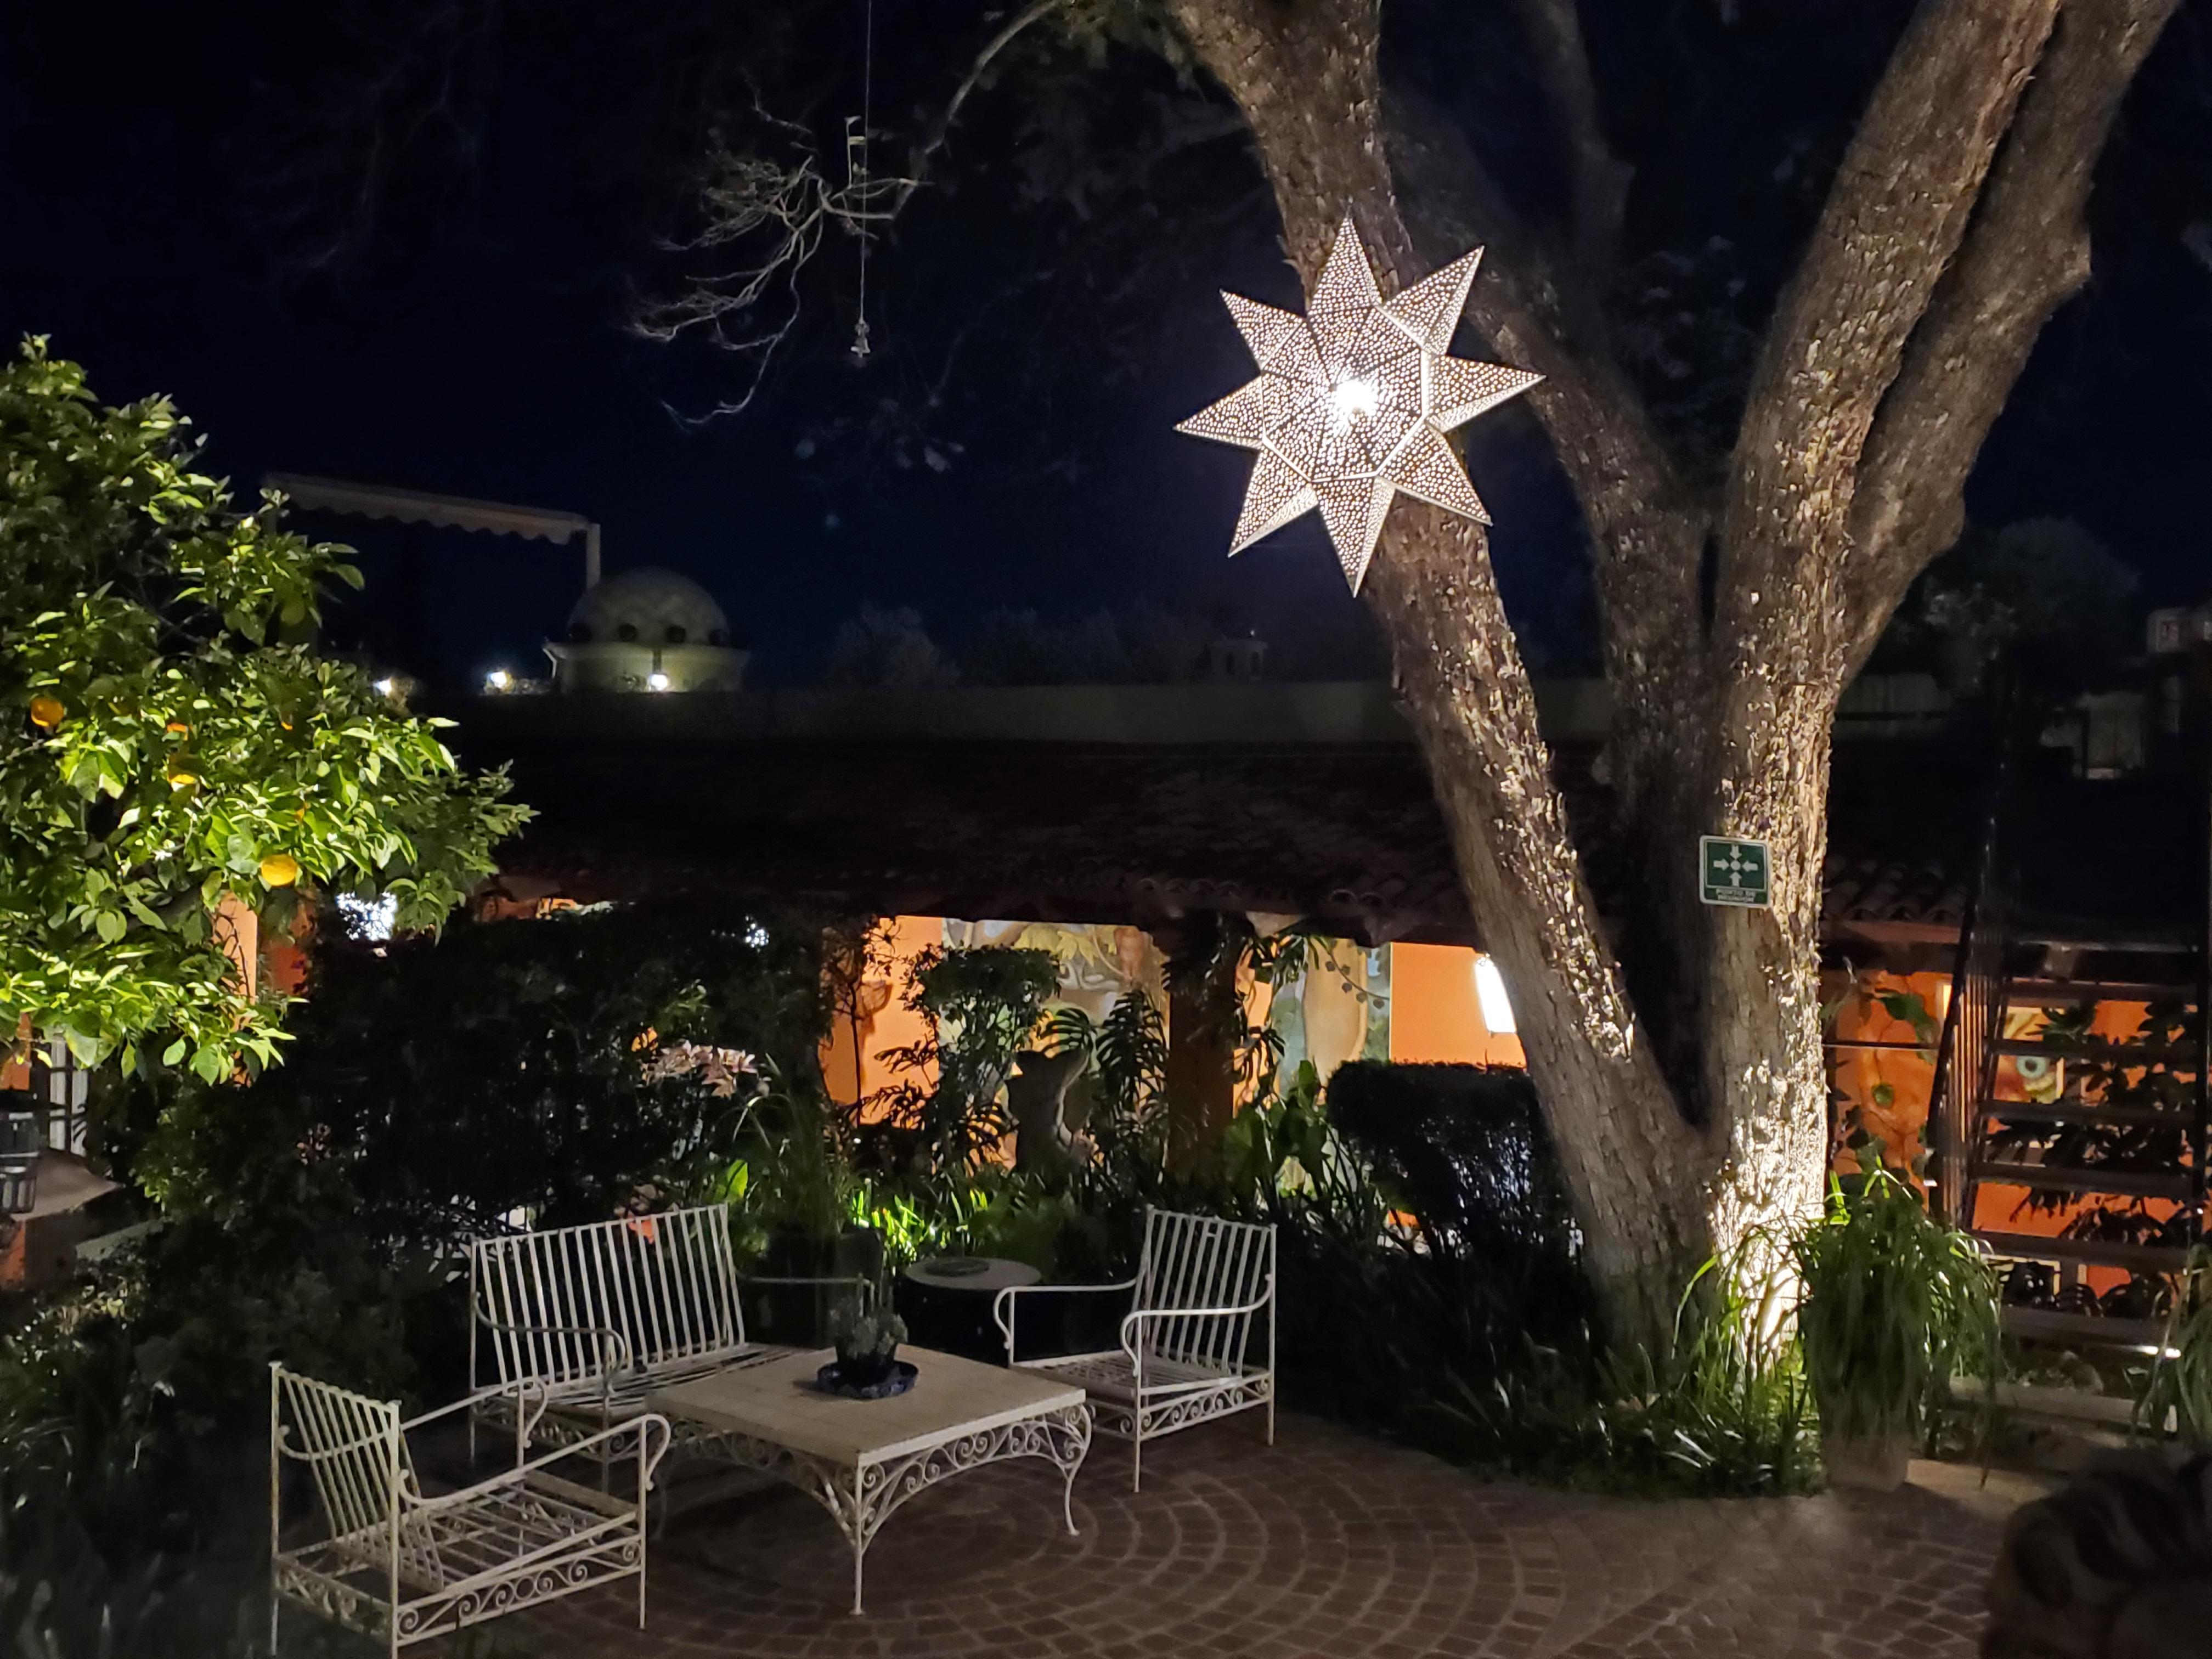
<box><xmin>1700</xmin><ymin>836</ymin><xmax>1771</xmax><ymax>909</ymax></box>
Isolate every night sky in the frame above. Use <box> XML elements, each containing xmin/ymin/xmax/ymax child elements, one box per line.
<box><xmin>4</xmin><ymin>1</ymin><xmax>2210</xmax><ymax>690</ymax></box>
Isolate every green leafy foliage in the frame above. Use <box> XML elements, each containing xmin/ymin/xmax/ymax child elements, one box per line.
<box><xmin>0</xmin><ymin>341</ymin><xmax>527</xmax><ymax>1077</ymax></box>
<box><xmin>4</xmin><ymin>900</ymin><xmax>843</xmax><ymax>1654</ymax></box>
<box><xmin>124</xmin><ymin>902</ymin><xmax>832</xmax><ymax>1234</ymax></box>
<box><xmin>2142</xmin><ymin>1248</ymin><xmax>2212</xmax><ymax>1447</ymax></box>
<box><xmin>857</xmin><ymin>949</ymin><xmax>1813</xmax><ymax>1497</ymax></box>
<box><xmin>1045</xmin><ymin>985</ymin><xmax>1169</xmax><ymax>1170</ymax></box>
<box><xmin>1323</xmin><ymin>1062</ymin><xmax>1581</xmax><ymax>1258</ymax></box>
<box><xmin>872</xmin><ymin>944</ymin><xmax>1059</xmax><ymax>1170</ymax></box>
<box><xmin>1791</xmin><ymin>1169</ymin><xmax>2001</xmax><ymax>1447</ymax></box>
<box><xmin>735</xmin><ymin>1084</ymin><xmax>859</xmax><ymax>1246</ymax></box>
<box><xmin>1237</xmin><ymin>1062</ymin><xmax>1811</xmax><ymax>1497</ymax></box>
<box><xmin>0</xmin><ymin>1200</ymin><xmax>467</xmax><ymax>1655</ymax></box>
<box><xmin>1421</xmin><ymin>1260</ymin><xmax>1813</xmax><ymax>1498</ymax></box>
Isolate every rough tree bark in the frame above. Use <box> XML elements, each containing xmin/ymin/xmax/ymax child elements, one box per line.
<box><xmin>1161</xmin><ymin>0</ymin><xmax>2177</xmax><ymax>1350</ymax></box>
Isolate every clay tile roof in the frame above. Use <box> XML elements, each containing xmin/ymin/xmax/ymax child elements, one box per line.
<box><xmin>1821</xmin><ymin>854</ymin><xmax>1970</xmax><ymax>932</ymax></box>
<box><xmin>472</xmin><ymin>728</ymin><xmax>2003</xmax><ymax>946</ymax></box>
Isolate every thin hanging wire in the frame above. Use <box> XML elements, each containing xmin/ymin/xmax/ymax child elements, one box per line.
<box><xmin>848</xmin><ymin>0</ymin><xmax>876</xmax><ymax>360</ymax></box>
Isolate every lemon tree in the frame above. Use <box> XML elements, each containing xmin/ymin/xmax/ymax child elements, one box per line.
<box><xmin>1</xmin><ymin>341</ymin><xmax>529</xmax><ymax>1080</ymax></box>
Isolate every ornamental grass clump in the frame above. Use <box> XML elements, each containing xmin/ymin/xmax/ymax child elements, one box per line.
<box><xmin>1790</xmin><ymin>1169</ymin><xmax>2000</xmax><ymax>1488</ymax></box>
<box><xmin>2141</xmin><ymin>1247</ymin><xmax>2212</xmax><ymax>1447</ymax></box>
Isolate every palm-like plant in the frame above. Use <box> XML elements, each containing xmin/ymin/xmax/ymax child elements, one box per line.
<box><xmin>1790</xmin><ymin>1170</ymin><xmax>2000</xmax><ymax>1479</ymax></box>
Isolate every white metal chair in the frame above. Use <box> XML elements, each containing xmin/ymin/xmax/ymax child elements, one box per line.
<box><xmin>467</xmin><ymin>1203</ymin><xmax>757</xmax><ymax>1454</ymax></box>
<box><xmin>995</xmin><ymin>1205</ymin><xmax>1276</xmax><ymax>1491</ymax></box>
<box><xmin>466</xmin><ymin>1202</ymin><xmax>861</xmax><ymax>1458</ymax></box>
<box><xmin>268</xmin><ymin>1363</ymin><xmax>669</xmax><ymax>1656</ymax></box>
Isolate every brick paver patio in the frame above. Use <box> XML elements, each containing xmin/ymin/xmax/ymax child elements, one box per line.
<box><xmin>493</xmin><ymin>1413</ymin><xmax>2018</xmax><ymax>1657</ymax></box>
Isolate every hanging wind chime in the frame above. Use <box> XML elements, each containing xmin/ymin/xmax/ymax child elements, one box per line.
<box><xmin>1177</xmin><ymin>215</ymin><xmax>1543</xmax><ymax>592</ymax></box>
<box><xmin>845</xmin><ymin>0</ymin><xmax>877</xmax><ymax>361</ymax></box>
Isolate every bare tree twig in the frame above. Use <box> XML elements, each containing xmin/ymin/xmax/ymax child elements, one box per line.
<box><xmin>252</xmin><ymin>0</ymin><xmax>503</xmax><ymax>278</ymax></box>
<box><xmin>889</xmin><ymin>0</ymin><xmax>1079</xmax><ymax>215</ymax></box>
<box><xmin>631</xmin><ymin>0</ymin><xmax>1080</xmax><ymax>419</ymax></box>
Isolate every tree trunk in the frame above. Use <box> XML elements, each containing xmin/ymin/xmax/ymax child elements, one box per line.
<box><xmin>1361</xmin><ymin>522</ymin><xmax>1710</xmax><ymax>1348</ymax></box>
<box><xmin>1161</xmin><ymin>0</ymin><xmax>1748</xmax><ymax>1348</ymax></box>
<box><xmin>1155</xmin><ymin>918</ymin><xmax>1243</xmax><ymax>1166</ymax></box>
<box><xmin>1162</xmin><ymin>0</ymin><xmax>2175</xmax><ymax>1351</ymax></box>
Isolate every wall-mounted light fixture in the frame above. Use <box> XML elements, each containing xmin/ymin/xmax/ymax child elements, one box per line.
<box><xmin>1473</xmin><ymin>955</ymin><xmax>1517</xmax><ymax>1036</ymax></box>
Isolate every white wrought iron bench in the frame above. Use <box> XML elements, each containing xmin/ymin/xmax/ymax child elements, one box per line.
<box><xmin>269</xmin><ymin>1363</ymin><xmax>670</xmax><ymax>1656</ymax></box>
<box><xmin>465</xmin><ymin>1202</ymin><xmax>861</xmax><ymax>1457</ymax></box>
<box><xmin>994</xmin><ymin>1205</ymin><xmax>1276</xmax><ymax>1491</ymax></box>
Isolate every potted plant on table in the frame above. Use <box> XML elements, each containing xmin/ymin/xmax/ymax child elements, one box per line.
<box><xmin>1791</xmin><ymin>1166</ymin><xmax>2000</xmax><ymax>1491</ymax></box>
<box><xmin>819</xmin><ymin>1294</ymin><xmax>914</xmax><ymax>1398</ymax></box>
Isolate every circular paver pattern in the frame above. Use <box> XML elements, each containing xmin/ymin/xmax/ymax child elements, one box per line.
<box><xmin>486</xmin><ymin>1415</ymin><xmax>2002</xmax><ymax>1658</ymax></box>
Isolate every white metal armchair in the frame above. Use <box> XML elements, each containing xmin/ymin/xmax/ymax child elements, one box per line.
<box><xmin>995</xmin><ymin>1205</ymin><xmax>1276</xmax><ymax>1491</ymax></box>
<box><xmin>269</xmin><ymin>1363</ymin><xmax>670</xmax><ymax>1656</ymax></box>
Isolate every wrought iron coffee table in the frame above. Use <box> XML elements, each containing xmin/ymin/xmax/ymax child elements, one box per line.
<box><xmin>650</xmin><ymin>1345</ymin><xmax>1092</xmax><ymax>1613</ymax></box>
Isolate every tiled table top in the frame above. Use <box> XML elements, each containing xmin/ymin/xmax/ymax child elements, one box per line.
<box><xmin>650</xmin><ymin>1345</ymin><xmax>1086</xmax><ymax>1465</ymax></box>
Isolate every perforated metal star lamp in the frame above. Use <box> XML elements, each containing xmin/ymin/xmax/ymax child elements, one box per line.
<box><xmin>1177</xmin><ymin>215</ymin><xmax>1543</xmax><ymax>592</ymax></box>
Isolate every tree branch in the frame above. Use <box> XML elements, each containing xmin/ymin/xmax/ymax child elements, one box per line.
<box><xmin>1161</xmin><ymin>0</ymin><xmax>1649</xmax><ymax>1047</ymax></box>
<box><xmin>1384</xmin><ymin>89</ymin><xmax>1708</xmax><ymax>796</ymax></box>
<box><xmin>1503</xmin><ymin>0</ymin><xmax>1633</xmax><ymax>276</ymax></box>
<box><xmin>1720</xmin><ymin>0</ymin><xmax>2060</xmax><ymax>676</ymax></box>
<box><xmin>888</xmin><ymin>0</ymin><xmax>1076</xmax><ymax>215</ymax></box>
<box><xmin>1839</xmin><ymin>0</ymin><xmax>2181</xmax><ymax>669</ymax></box>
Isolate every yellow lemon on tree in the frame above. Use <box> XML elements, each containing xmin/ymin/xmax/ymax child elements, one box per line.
<box><xmin>259</xmin><ymin>853</ymin><xmax>301</xmax><ymax>887</ymax></box>
<box><xmin>28</xmin><ymin>696</ymin><xmax>64</xmax><ymax>730</ymax></box>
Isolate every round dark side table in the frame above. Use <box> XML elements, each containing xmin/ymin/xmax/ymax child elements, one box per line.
<box><xmin>896</xmin><ymin>1255</ymin><xmax>1042</xmax><ymax>1362</ymax></box>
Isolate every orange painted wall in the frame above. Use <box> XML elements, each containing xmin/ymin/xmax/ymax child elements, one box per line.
<box><xmin>819</xmin><ymin>915</ymin><xmax>941</xmax><ymax>1111</ymax></box>
<box><xmin>817</xmin><ymin>924</ymin><xmax>1533</xmax><ymax>1110</ymax></box>
<box><xmin>1968</xmin><ymin>997</ymin><xmax>2184</xmax><ymax>1294</ymax></box>
<box><xmin>1827</xmin><ymin>970</ymin><xmax>1946</xmax><ymax>1176</ymax></box>
<box><xmin>1387</xmin><ymin>943</ymin><xmax>1526</xmax><ymax>1068</ymax></box>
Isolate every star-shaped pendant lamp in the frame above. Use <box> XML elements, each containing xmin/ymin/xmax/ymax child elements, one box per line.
<box><xmin>1177</xmin><ymin>215</ymin><xmax>1543</xmax><ymax>592</ymax></box>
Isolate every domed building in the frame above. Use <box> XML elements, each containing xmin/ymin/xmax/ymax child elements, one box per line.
<box><xmin>543</xmin><ymin>567</ymin><xmax>749</xmax><ymax>693</ymax></box>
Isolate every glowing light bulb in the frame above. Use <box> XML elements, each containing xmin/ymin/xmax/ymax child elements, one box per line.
<box><xmin>484</xmin><ymin>668</ymin><xmax>513</xmax><ymax>692</ymax></box>
<box><xmin>373</xmin><ymin>677</ymin><xmax>396</xmax><ymax>697</ymax></box>
<box><xmin>1327</xmin><ymin>375</ymin><xmax>1379</xmax><ymax>431</ymax></box>
<box><xmin>647</xmin><ymin>670</ymin><xmax>671</xmax><ymax>692</ymax></box>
